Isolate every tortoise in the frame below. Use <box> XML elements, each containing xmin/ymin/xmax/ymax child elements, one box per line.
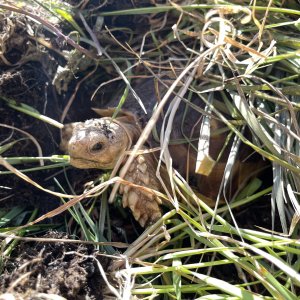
<box><xmin>60</xmin><ymin>77</ymin><xmax>259</xmax><ymax>227</ymax></box>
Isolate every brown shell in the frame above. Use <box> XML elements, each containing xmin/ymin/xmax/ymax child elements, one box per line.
<box><xmin>62</xmin><ymin>77</ymin><xmax>262</xmax><ymax>226</ymax></box>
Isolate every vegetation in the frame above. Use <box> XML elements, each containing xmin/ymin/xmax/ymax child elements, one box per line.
<box><xmin>0</xmin><ymin>0</ymin><xmax>300</xmax><ymax>299</ymax></box>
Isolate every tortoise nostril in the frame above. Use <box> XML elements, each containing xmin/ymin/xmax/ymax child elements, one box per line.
<box><xmin>91</xmin><ymin>142</ymin><xmax>103</xmax><ymax>152</ymax></box>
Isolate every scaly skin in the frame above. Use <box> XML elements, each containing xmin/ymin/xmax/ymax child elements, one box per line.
<box><xmin>61</xmin><ymin>113</ymin><xmax>163</xmax><ymax>227</ymax></box>
<box><xmin>67</xmin><ymin>118</ymin><xmax>131</xmax><ymax>169</ymax></box>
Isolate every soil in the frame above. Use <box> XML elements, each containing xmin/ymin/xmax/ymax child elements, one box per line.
<box><xmin>0</xmin><ymin>231</ymin><xmax>109</xmax><ymax>299</ymax></box>
<box><xmin>0</xmin><ymin>1</ymin><xmax>278</xmax><ymax>299</ymax></box>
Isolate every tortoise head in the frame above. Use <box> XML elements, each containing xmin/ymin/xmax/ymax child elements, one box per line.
<box><xmin>65</xmin><ymin>115</ymin><xmax>141</xmax><ymax>169</ymax></box>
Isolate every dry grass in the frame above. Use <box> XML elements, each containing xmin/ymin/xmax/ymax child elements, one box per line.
<box><xmin>1</xmin><ymin>1</ymin><xmax>300</xmax><ymax>299</ymax></box>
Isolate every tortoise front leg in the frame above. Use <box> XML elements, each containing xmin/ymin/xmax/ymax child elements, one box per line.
<box><xmin>119</xmin><ymin>151</ymin><xmax>162</xmax><ymax>227</ymax></box>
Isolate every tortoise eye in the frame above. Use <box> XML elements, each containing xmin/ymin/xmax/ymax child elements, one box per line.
<box><xmin>90</xmin><ymin>142</ymin><xmax>103</xmax><ymax>152</ymax></box>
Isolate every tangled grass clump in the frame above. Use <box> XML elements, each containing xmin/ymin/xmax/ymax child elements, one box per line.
<box><xmin>1</xmin><ymin>1</ymin><xmax>300</xmax><ymax>299</ymax></box>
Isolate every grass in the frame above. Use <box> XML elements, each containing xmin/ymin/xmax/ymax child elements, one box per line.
<box><xmin>0</xmin><ymin>0</ymin><xmax>300</xmax><ymax>299</ymax></box>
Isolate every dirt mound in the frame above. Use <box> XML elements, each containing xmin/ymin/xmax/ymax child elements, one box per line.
<box><xmin>0</xmin><ymin>231</ymin><xmax>109</xmax><ymax>299</ymax></box>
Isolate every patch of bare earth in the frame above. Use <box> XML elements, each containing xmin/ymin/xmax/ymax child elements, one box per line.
<box><xmin>0</xmin><ymin>231</ymin><xmax>109</xmax><ymax>299</ymax></box>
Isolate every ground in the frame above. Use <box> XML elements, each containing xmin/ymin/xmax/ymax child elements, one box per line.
<box><xmin>0</xmin><ymin>232</ymin><xmax>108</xmax><ymax>299</ymax></box>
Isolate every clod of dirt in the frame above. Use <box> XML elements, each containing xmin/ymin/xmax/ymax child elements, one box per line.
<box><xmin>0</xmin><ymin>231</ymin><xmax>109</xmax><ymax>300</ymax></box>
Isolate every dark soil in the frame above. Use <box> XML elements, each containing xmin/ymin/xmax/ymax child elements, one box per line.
<box><xmin>0</xmin><ymin>231</ymin><xmax>109</xmax><ymax>299</ymax></box>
